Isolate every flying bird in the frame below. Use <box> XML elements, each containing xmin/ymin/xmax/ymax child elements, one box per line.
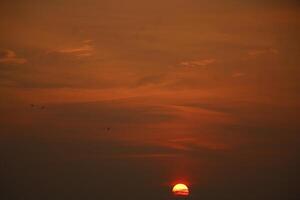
<box><xmin>29</xmin><ymin>104</ymin><xmax>46</xmax><ymax>110</ymax></box>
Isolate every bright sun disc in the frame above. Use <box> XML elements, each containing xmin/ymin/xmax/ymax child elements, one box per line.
<box><xmin>172</xmin><ymin>183</ymin><xmax>189</xmax><ymax>196</ymax></box>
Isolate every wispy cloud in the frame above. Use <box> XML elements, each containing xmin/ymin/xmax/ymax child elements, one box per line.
<box><xmin>152</xmin><ymin>137</ymin><xmax>230</xmax><ymax>152</ymax></box>
<box><xmin>232</xmin><ymin>72</ymin><xmax>245</xmax><ymax>78</ymax></box>
<box><xmin>180</xmin><ymin>58</ymin><xmax>216</xmax><ymax>67</ymax></box>
<box><xmin>247</xmin><ymin>48</ymin><xmax>279</xmax><ymax>57</ymax></box>
<box><xmin>56</xmin><ymin>40</ymin><xmax>94</xmax><ymax>58</ymax></box>
<box><xmin>0</xmin><ymin>49</ymin><xmax>27</xmax><ymax>64</ymax></box>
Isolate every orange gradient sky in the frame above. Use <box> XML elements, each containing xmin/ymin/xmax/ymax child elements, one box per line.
<box><xmin>1</xmin><ymin>0</ymin><xmax>300</xmax><ymax>199</ymax></box>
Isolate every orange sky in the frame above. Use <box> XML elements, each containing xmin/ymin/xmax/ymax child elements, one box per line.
<box><xmin>1</xmin><ymin>0</ymin><xmax>300</xmax><ymax>199</ymax></box>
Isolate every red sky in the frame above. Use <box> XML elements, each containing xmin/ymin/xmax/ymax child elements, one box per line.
<box><xmin>1</xmin><ymin>0</ymin><xmax>300</xmax><ymax>199</ymax></box>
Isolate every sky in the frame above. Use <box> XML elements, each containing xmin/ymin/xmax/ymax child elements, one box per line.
<box><xmin>0</xmin><ymin>0</ymin><xmax>300</xmax><ymax>199</ymax></box>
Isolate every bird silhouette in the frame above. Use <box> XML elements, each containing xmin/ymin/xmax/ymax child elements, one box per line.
<box><xmin>29</xmin><ymin>104</ymin><xmax>46</xmax><ymax>110</ymax></box>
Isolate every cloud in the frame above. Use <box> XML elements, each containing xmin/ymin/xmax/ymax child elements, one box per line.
<box><xmin>164</xmin><ymin>137</ymin><xmax>230</xmax><ymax>151</ymax></box>
<box><xmin>56</xmin><ymin>40</ymin><xmax>94</xmax><ymax>58</ymax></box>
<box><xmin>180</xmin><ymin>58</ymin><xmax>216</xmax><ymax>67</ymax></box>
<box><xmin>232</xmin><ymin>72</ymin><xmax>245</xmax><ymax>78</ymax></box>
<box><xmin>247</xmin><ymin>48</ymin><xmax>279</xmax><ymax>57</ymax></box>
<box><xmin>0</xmin><ymin>49</ymin><xmax>27</xmax><ymax>64</ymax></box>
<box><xmin>135</xmin><ymin>74</ymin><xmax>165</xmax><ymax>87</ymax></box>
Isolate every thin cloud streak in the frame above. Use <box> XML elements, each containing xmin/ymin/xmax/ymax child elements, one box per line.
<box><xmin>55</xmin><ymin>40</ymin><xmax>95</xmax><ymax>58</ymax></box>
<box><xmin>232</xmin><ymin>72</ymin><xmax>246</xmax><ymax>78</ymax></box>
<box><xmin>0</xmin><ymin>49</ymin><xmax>27</xmax><ymax>64</ymax></box>
<box><xmin>247</xmin><ymin>48</ymin><xmax>279</xmax><ymax>57</ymax></box>
<box><xmin>180</xmin><ymin>59</ymin><xmax>216</xmax><ymax>67</ymax></box>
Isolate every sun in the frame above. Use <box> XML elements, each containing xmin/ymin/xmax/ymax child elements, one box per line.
<box><xmin>172</xmin><ymin>183</ymin><xmax>189</xmax><ymax>196</ymax></box>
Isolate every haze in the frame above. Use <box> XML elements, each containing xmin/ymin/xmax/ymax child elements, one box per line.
<box><xmin>1</xmin><ymin>0</ymin><xmax>300</xmax><ymax>199</ymax></box>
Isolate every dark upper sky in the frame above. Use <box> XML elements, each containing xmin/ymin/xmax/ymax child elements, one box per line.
<box><xmin>0</xmin><ymin>0</ymin><xmax>300</xmax><ymax>199</ymax></box>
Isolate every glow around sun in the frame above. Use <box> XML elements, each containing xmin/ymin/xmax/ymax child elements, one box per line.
<box><xmin>172</xmin><ymin>183</ymin><xmax>189</xmax><ymax>196</ymax></box>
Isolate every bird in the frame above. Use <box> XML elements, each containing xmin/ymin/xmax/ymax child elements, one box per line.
<box><xmin>29</xmin><ymin>104</ymin><xmax>46</xmax><ymax>110</ymax></box>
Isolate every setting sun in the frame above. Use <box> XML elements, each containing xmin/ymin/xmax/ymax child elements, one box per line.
<box><xmin>172</xmin><ymin>183</ymin><xmax>189</xmax><ymax>196</ymax></box>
